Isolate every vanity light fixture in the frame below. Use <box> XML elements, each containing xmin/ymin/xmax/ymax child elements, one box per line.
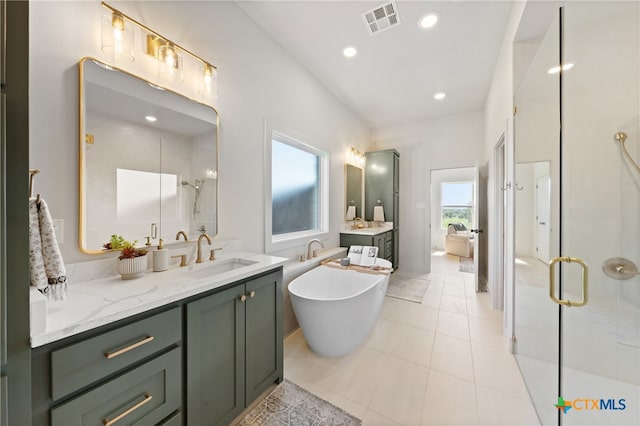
<box><xmin>548</xmin><ymin>63</ymin><xmax>574</xmax><ymax>74</ymax></box>
<box><xmin>434</xmin><ymin>92</ymin><xmax>446</xmax><ymax>100</ymax></box>
<box><xmin>418</xmin><ymin>13</ymin><xmax>439</xmax><ymax>29</ymax></box>
<box><xmin>144</xmin><ymin>115</ymin><xmax>157</xmax><ymax>122</ymax></box>
<box><xmin>101</xmin><ymin>2</ymin><xmax>217</xmax><ymax>98</ymax></box>
<box><xmin>346</xmin><ymin>146</ymin><xmax>366</xmax><ymax>168</ymax></box>
<box><xmin>101</xmin><ymin>10</ymin><xmax>134</xmax><ymax>61</ymax></box>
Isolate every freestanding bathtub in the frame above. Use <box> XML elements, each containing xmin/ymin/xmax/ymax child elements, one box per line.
<box><xmin>288</xmin><ymin>259</ymin><xmax>392</xmax><ymax>357</ymax></box>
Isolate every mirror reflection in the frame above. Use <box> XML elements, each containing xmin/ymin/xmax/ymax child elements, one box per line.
<box><xmin>80</xmin><ymin>58</ymin><xmax>219</xmax><ymax>253</ymax></box>
<box><xmin>515</xmin><ymin>161</ymin><xmax>551</xmax><ymax>264</ymax></box>
<box><xmin>345</xmin><ymin>164</ymin><xmax>363</xmax><ymax>220</ymax></box>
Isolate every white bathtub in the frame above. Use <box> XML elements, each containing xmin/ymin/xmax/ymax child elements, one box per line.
<box><xmin>288</xmin><ymin>259</ymin><xmax>391</xmax><ymax>357</ymax></box>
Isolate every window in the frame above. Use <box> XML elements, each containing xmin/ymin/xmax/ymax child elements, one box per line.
<box><xmin>441</xmin><ymin>181</ymin><xmax>474</xmax><ymax>229</ymax></box>
<box><xmin>265</xmin><ymin>128</ymin><xmax>328</xmax><ymax>252</ymax></box>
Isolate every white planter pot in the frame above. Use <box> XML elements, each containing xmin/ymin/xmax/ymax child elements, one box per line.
<box><xmin>118</xmin><ymin>256</ymin><xmax>148</xmax><ymax>280</ymax></box>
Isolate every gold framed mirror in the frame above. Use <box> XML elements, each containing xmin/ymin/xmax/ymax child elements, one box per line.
<box><xmin>79</xmin><ymin>57</ymin><xmax>219</xmax><ymax>253</ymax></box>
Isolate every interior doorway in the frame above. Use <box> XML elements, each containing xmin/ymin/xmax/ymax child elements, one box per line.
<box><xmin>429</xmin><ymin>167</ymin><xmax>478</xmax><ymax>282</ymax></box>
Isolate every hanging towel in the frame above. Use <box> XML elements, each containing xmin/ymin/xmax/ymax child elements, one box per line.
<box><xmin>29</xmin><ymin>197</ymin><xmax>67</xmax><ymax>300</ymax></box>
<box><xmin>345</xmin><ymin>205</ymin><xmax>356</xmax><ymax>220</ymax></box>
<box><xmin>373</xmin><ymin>205</ymin><xmax>385</xmax><ymax>222</ymax></box>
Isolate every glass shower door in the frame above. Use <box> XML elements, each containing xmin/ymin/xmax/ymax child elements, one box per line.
<box><xmin>513</xmin><ymin>10</ymin><xmax>561</xmax><ymax>425</ymax></box>
<box><xmin>560</xmin><ymin>2</ymin><xmax>639</xmax><ymax>425</ymax></box>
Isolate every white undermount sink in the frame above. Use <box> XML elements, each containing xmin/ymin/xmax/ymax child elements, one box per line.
<box><xmin>187</xmin><ymin>257</ymin><xmax>259</xmax><ymax>279</ymax></box>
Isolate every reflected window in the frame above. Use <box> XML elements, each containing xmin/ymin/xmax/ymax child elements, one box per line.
<box><xmin>441</xmin><ymin>181</ymin><xmax>474</xmax><ymax>229</ymax></box>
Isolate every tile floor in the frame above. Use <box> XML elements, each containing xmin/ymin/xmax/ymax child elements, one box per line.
<box><xmin>283</xmin><ymin>252</ymin><xmax>541</xmax><ymax>425</ymax></box>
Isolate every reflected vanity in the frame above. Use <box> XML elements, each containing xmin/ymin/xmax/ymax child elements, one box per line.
<box><xmin>79</xmin><ymin>58</ymin><xmax>219</xmax><ymax>253</ymax></box>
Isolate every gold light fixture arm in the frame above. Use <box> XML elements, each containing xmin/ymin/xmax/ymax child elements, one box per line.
<box><xmin>101</xmin><ymin>2</ymin><xmax>216</xmax><ymax>72</ymax></box>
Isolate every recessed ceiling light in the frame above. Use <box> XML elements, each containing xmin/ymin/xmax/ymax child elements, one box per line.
<box><xmin>145</xmin><ymin>115</ymin><xmax>157</xmax><ymax>122</ymax></box>
<box><xmin>548</xmin><ymin>63</ymin><xmax>574</xmax><ymax>74</ymax></box>
<box><xmin>343</xmin><ymin>46</ymin><xmax>357</xmax><ymax>58</ymax></box>
<box><xmin>434</xmin><ymin>92</ymin><xmax>446</xmax><ymax>100</ymax></box>
<box><xmin>419</xmin><ymin>13</ymin><xmax>439</xmax><ymax>29</ymax></box>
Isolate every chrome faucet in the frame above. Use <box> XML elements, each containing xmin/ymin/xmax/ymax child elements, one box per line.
<box><xmin>196</xmin><ymin>233</ymin><xmax>212</xmax><ymax>263</ymax></box>
<box><xmin>307</xmin><ymin>239</ymin><xmax>324</xmax><ymax>260</ymax></box>
<box><xmin>175</xmin><ymin>230</ymin><xmax>189</xmax><ymax>241</ymax></box>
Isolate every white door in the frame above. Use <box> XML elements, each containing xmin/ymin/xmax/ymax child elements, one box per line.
<box><xmin>472</xmin><ymin>166</ymin><xmax>485</xmax><ymax>292</ymax></box>
<box><xmin>535</xmin><ymin>174</ymin><xmax>550</xmax><ymax>262</ymax></box>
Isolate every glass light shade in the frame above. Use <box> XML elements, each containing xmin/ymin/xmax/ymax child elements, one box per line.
<box><xmin>198</xmin><ymin>64</ymin><xmax>218</xmax><ymax>100</ymax></box>
<box><xmin>101</xmin><ymin>13</ymin><xmax>134</xmax><ymax>62</ymax></box>
<box><xmin>158</xmin><ymin>44</ymin><xmax>183</xmax><ymax>84</ymax></box>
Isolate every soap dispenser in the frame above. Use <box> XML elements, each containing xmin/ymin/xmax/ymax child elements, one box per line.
<box><xmin>153</xmin><ymin>239</ymin><xmax>169</xmax><ymax>272</ymax></box>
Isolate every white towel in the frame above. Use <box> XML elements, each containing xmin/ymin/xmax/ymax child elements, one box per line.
<box><xmin>29</xmin><ymin>197</ymin><xmax>67</xmax><ymax>300</ymax></box>
<box><xmin>345</xmin><ymin>205</ymin><xmax>356</xmax><ymax>220</ymax></box>
<box><xmin>373</xmin><ymin>205</ymin><xmax>385</xmax><ymax>222</ymax></box>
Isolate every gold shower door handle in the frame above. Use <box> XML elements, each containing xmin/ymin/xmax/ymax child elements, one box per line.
<box><xmin>548</xmin><ymin>256</ymin><xmax>589</xmax><ymax>307</ymax></box>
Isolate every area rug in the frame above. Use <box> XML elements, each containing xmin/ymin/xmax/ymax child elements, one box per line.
<box><xmin>386</xmin><ymin>274</ymin><xmax>430</xmax><ymax>303</ymax></box>
<box><xmin>459</xmin><ymin>256</ymin><xmax>474</xmax><ymax>273</ymax></box>
<box><xmin>236</xmin><ymin>380</ymin><xmax>361</xmax><ymax>426</ymax></box>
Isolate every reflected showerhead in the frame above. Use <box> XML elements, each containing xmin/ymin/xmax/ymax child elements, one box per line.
<box><xmin>181</xmin><ymin>180</ymin><xmax>197</xmax><ymax>190</ymax></box>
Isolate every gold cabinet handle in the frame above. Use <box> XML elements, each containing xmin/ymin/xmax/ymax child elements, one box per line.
<box><xmin>249</xmin><ymin>291</ymin><xmax>256</xmax><ymax>298</ymax></box>
<box><xmin>104</xmin><ymin>336</ymin><xmax>154</xmax><ymax>359</ymax></box>
<box><xmin>239</xmin><ymin>294</ymin><xmax>247</xmax><ymax>303</ymax></box>
<box><xmin>103</xmin><ymin>394</ymin><xmax>152</xmax><ymax>426</ymax></box>
<box><xmin>549</xmin><ymin>256</ymin><xmax>589</xmax><ymax>307</ymax></box>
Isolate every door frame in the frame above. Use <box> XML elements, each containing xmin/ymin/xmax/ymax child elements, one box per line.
<box><xmin>493</xmin><ymin>118</ymin><xmax>515</xmax><ymax>348</ymax></box>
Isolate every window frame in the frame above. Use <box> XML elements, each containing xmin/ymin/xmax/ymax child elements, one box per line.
<box><xmin>440</xmin><ymin>181</ymin><xmax>474</xmax><ymax>230</ymax></box>
<box><xmin>264</xmin><ymin>122</ymin><xmax>329</xmax><ymax>253</ymax></box>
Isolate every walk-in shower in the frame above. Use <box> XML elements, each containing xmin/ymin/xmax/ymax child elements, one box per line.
<box><xmin>513</xmin><ymin>2</ymin><xmax>639</xmax><ymax>425</ymax></box>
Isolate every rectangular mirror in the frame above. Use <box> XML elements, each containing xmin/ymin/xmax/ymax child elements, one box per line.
<box><xmin>79</xmin><ymin>58</ymin><xmax>219</xmax><ymax>253</ymax></box>
<box><xmin>345</xmin><ymin>164</ymin><xmax>363</xmax><ymax>220</ymax></box>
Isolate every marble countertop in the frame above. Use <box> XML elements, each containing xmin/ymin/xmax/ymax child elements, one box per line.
<box><xmin>31</xmin><ymin>252</ymin><xmax>288</xmax><ymax>348</ymax></box>
<box><xmin>340</xmin><ymin>226</ymin><xmax>393</xmax><ymax>236</ymax></box>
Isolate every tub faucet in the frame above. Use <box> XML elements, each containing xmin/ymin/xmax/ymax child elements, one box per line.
<box><xmin>196</xmin><ymin>233</ymin><xmax>212</xmax><ymax>263</ymax></box>
<box><xmin>307</xmin><ymin>239</ymin><xmax>324</xmax><ymax>260</ymax></box>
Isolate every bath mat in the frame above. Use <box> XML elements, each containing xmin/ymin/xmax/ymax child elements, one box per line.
<box><xmin>386</xmin><ymin>274</ymin><xmax>430</xmax><ymax>303</ymax></box>
<box><xmin>236</xmin><ymin>379</ymin><xmax>361</xmax><ymax>426</ymax></box>
<box><xmin>459</xmin><ymin>256</ymin><xmax>475</xmax><ymax>273</ymax></box>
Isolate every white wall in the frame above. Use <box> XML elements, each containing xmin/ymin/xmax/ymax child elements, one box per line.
<box><xmin>29</xmin><ymin>1</ymin><xmax>370</xmax><ymax>263</ymax></box>
<box><xmin>372</xmin><ymin>110</ymin><xmax>485</xmax><ymax>273</ymax></box>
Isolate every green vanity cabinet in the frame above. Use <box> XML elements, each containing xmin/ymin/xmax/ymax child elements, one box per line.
<box><xmin>31</xmin><ymin>307</ymin><xmax>183</xmax><ymax>426</ymax></box>
<box><xmin>186</xmin><ymin>269</ymin><xmax>283</xmax><ymax>426</ymax></box>
<box><xmin>340</xmin><ymin>232</ymin><xmax>390</xmax><ymax>262</ymax></box>
<box><xmin>365</xmin><ymin>149</ymin><xmax>400</xmax><ymax>268</ymax></box>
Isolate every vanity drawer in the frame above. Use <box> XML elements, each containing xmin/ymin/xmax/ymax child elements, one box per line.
<box><xmin>51</xmin><ymin>347</ymin><xmax>181</xmax><ymax>426</ymax></box>
<box><xmin>51</xmin><ymin>307</ymin><xmax>181</xmax><ymax>400</ymax></box>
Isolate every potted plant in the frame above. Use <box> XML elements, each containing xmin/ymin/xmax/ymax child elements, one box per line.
<box><xmin>104</xmin><ymin>235</ymin><xmax>149</xmax><ymax>280</ymax></box>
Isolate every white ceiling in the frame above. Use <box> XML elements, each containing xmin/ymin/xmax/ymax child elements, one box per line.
<box><xmin>241</xmin><ymin>0</ymin><xmax>514</xmax><ymax>129</ymax></box>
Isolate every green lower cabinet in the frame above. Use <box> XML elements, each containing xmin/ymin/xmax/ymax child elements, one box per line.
<box><xmin>51</xmin><ymin>348</ymin><xmax>181</xmax><ymax>426</ymax></box>
<box><xmin>186</xmin><ymin>285</ymin><xmax>245</xmax><ymax>426</ymax></box>
<box><xmin>245</xmin><ymin>272</ymin><xmax>283</xmax><ymax>403</ymax></box>
<box><xmin>186</xmin><ymin>270</ymin><xmax>283</xmax><ymax>426</ymax></box>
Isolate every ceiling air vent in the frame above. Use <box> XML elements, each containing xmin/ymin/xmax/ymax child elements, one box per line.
<box><xmin>362</xmin><ymin>1</ymin><xmax>401</xmax><ymax>35</ymax></box>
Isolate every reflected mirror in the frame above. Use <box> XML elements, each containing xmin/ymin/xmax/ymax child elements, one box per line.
<box><xmin>80</xmin><ymin>58</ymin><xmax>219</xmax><ymax>253</ymax></box>
<box><xmin>345</xmin><ymin>164</ymin><xmax>363</xmax><ymax>220</ymax></box>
